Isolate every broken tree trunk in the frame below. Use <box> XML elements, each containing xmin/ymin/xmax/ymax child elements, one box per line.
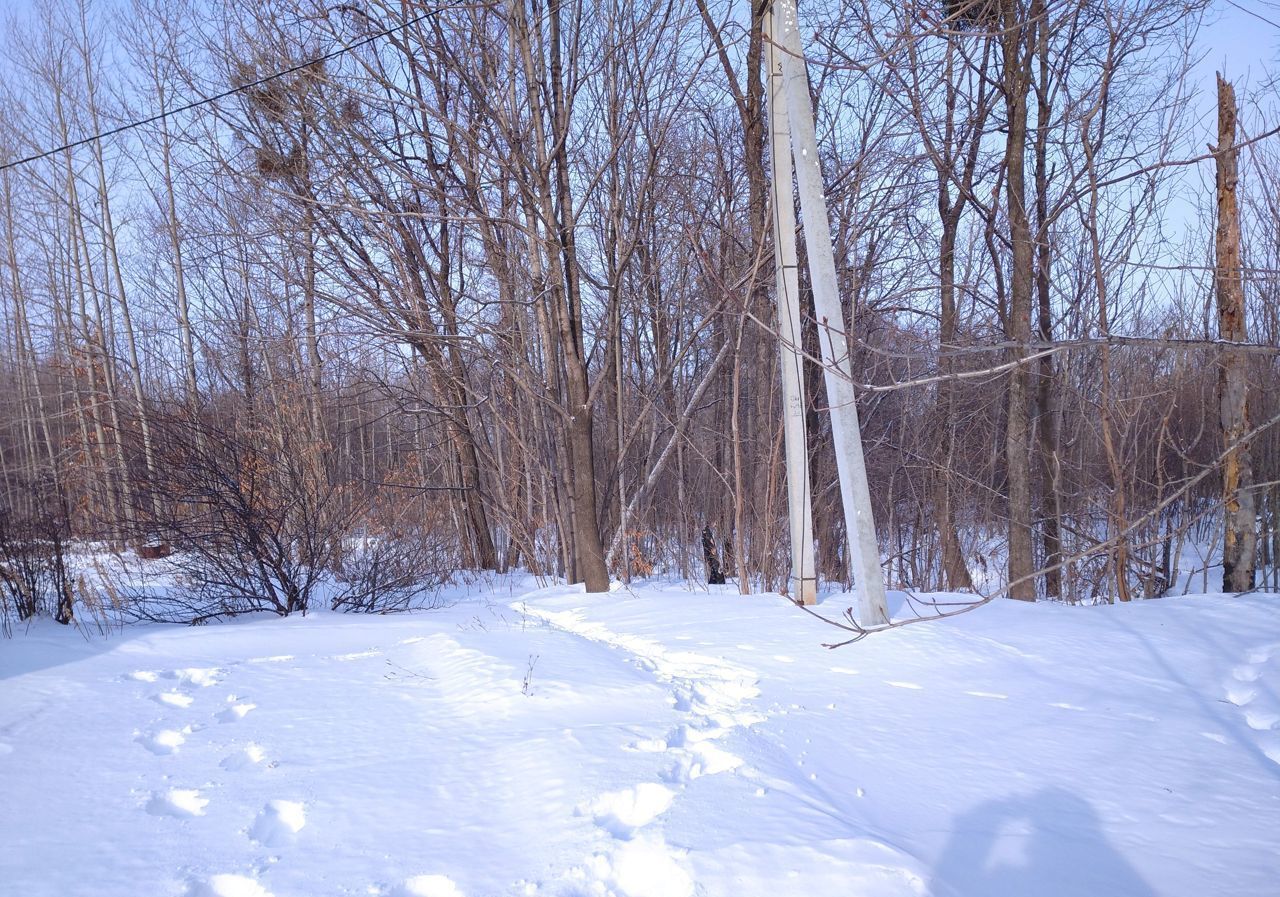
<box><xmin>1214</xmin><ymin>74</ymin><xmax>1257</xmax><ymax>593</ymax></box>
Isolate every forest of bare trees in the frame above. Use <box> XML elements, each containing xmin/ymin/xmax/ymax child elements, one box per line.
<box><xmin>1</xmin><ymin>0</ymin><xmax>1278</xmax><ymax>626</ymax></box>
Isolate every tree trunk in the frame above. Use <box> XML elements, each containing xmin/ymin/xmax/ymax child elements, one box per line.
<box><xmin>1032</xmin><ymin>4</ymin><xmax>1062</xmax><ymax>598</ymax></box>
<box><xmin>936</xmin><ymin>221</ymin><xmax>974</xmax><ymax>592</ymax></box>
<box><xmin>1001</xmin><ymin>0</ymin><xmax>1036</xmax><ymax>601</ymax></box>
<box><xmin>79</xmin><ymin>11</ymin><xmax>160</xmax><ymax>525</ymax></box>
<box><xmin>546</xmin><ymin>0</ymin><xmax>609</xmax><ymax>592</ymax></box>
<box><xmin>1214</xmin><ymin>74</ymin><xmax>1257</xmax><ymax>593</ymax></box>
<box><xmin>156</xmin><ymin>91</ymin><xmax>200</xmax><ymax>405</ymax></box>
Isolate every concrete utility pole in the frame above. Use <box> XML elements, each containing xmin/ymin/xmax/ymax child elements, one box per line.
<box><xmin>771</xmin><ymin>0</ymin><xmax>890</xmax><ymax>625</ymax></box>
<box><xmin>765</xmin><ymin>3</ymin><xmax>817</xmax><ymax>607</ymax></box>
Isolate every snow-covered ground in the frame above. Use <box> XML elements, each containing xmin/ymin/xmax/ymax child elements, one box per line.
<box><xmin>3</xmin><ymin>578</ymin><xmax>1279</xmax><ymax>897</ymax></box>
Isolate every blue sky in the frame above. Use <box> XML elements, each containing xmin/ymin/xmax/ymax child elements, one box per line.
<box><xmin>1192</xmin><ymin>0</ymin><xmax>1279</xmax><ymax>113</ymax></box>
<box><xmin>1198</xmin><ymin>0</ymin><xmax>1280</xmax><ymax>77</ymax></box>
<box><xmin>3</xmin><ymin>0</ymin><xmax>1276</xmax><ymax>104</ymax></box>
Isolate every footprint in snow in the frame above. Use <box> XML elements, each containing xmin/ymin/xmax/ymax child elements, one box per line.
<box><xmin>645</xmin><ymin>723</ymin><xmax>745</xmax><ymax>784</ymax></box>
<box><xmin>154</xmin><ymin>691</ymin><xmax>195</xmax><ymax>708</ymax></box>
<box><xmin>1225</xmin><ymin>683</ymin><xmax>1257</xmax><ymax>707</ymax></box>
<box><xmin>1233</xmin><ymin>664</ymin><xmax>1262</xmax><ymax>683</ymax></box>
<box><xmin>186</xmin><ymin>874</ymin><xmax>273</xmax><ymax>897</ymax></box>
<box><xmin>391</xmin><ymin>875</ymin><xmax>465</xmax><ymax>897</ymax></box>
<box><xmin>165</xmin><ymin>668</ymin><xmax>223</xmax><ymax>688</ymax></box>
<box><xmin>250</xmin><ymin>800</ymin><xmax>306</xmax><ymax>846</ymax></box>
<box><xmin>575</xmin><ymin>834</ymin><xmax>694</xmax><ymax>897</ymax></box>
<box><xmin>687</xmin><ymin>741</ymin><xmax>744</xmax><ymax>779</ymax></box>
<box><xmin>579</xmin><ymin>783</ymin><xmax>674</xmax><ymax>839</ymax></box>
<box><xmin>1224</xmin><ymin>646</ymin><xmax>1280</xmax><ymax>754</ymax></box>
<box><xmin>221</xmin><ymin>743</ymin><xmax>267</xmax><ymax>771</ymax></box>
<box><xmin>218</xmin><ymin>702</ymin><xmax>257</xmax><ymax>723</ymax></box>
<box><xmin>137</xmin><ymin>729</ymin><xmax>186</xmax><ymax>755</ymax></box>
<box><xmin>626</xmin><ymin>736</ymin><xmax>668</xmax><ymax>753</ymax></box>
<box><xmin>147</xmin><ymin>788</ymin><xmax>209</xmax><ymax>817</ymax></box>
<box><xmin>1247</xmin><ymin>646</ymin><xmax>1276</xmax><ymax>665</ymax></box>
<box><xmin>1244</xmin><ymin>709</ymin><xmax>1280</xmax><ymax>731</ymax></box>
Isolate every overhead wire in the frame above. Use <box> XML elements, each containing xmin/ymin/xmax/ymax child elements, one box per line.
<box><xmin>1221</xmin><ymin>0</ymin><xmax>1280</xmax><ymax>31</ymax></box>
<box><xmin>0</xmin><ymin>2</ymin><xmax>458</xmax><ymax>173</ymax></box>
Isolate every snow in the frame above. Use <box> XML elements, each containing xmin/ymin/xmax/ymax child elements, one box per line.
<box><xmin>3</xmin><ymin>577</ymin><xmax>1279</xmax><ymax>896</ymax></box>
<box><xmin>147</xmin><ymin>788</ymin><xmax>211</xmax><ymax>818</ymax></box>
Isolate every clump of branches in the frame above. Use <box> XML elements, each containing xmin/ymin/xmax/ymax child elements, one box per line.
<box><xmin>0</xmin><ymin>506</ymin><xmax>75</xmax><ymax>634</ymax></box>
<box><xmin>129</xmin><ymin>403</ymin><xmax>358</xmax><ymax>623</ymax></box>
<box><xmin>124</xmin><ymin>401</ymin><xmax>458</xmax><ymax>623</ymax></box>
<box><xmin>330</xmin><ymin>476</ymin><xmax>459</xmax><ymax>613</ymax></box>
<box><xmin>331</xmin><ymin>530</ymin><xmax>452</xmax><ymax>613</ymax></box>
<box><xmin>941</xmin><ymin>0</ymin><xmax>1001</xmax><ymax>27</ymax></box>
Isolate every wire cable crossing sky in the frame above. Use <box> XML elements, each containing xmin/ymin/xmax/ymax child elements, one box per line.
<box><xmin>0</xmin><ymin>2</ymin><xmax>455</xmax><ymax>172</ymax></box>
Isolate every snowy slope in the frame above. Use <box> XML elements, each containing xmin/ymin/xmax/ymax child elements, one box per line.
<box><xmin>2</xmin><ymin>580</ymin><xmax>1278</xmax><ymax>897</ymax></box>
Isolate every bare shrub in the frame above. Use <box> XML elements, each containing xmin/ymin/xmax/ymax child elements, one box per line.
<box><xmin>0</xmin><ymin>510</ymin><xmax>75</xmax><ymax>634</ymax></box>
<box><xmin>330</xmin><ymin>488</ymin><xmax>457</xmax><ymax>613</ymax></box>
<box><xmin>132</xmin><ymin>404</ymin><xmax>360</xmax><ymax>623</ymax></box>
<box><xmin>331</xmin><ymin>532</ymin><xmax>451</xmax><ymax>613</ymax></box>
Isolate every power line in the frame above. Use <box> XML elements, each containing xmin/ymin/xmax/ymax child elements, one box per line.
<box><xmin>1222</xmin><ymin>0</ymin><xmax>1280</xmax><ymax>30</ymax></box>
<box><xmin>0</xmin><ymin>3</ymin><xmax>455</xmax><ymax>173</ymax></box>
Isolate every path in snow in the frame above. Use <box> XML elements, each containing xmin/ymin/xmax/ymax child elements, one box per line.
<box><xmin>518</xmin><ymin>595</ymin><xmax>931</xmax><ymax>897</ymax></box>
<box><xmin>521</xmin><ymin>600</ymin><xmax>766</xmax><ymax>897</ymax></box>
